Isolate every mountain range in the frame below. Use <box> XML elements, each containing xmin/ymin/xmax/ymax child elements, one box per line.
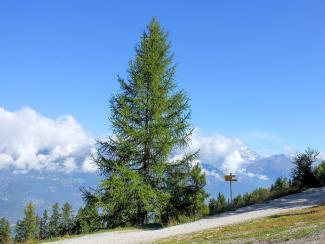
<box><xmin>0</xmin><ymin>154</ymin><xmax>293</xmax><ymax>224</ymax></box>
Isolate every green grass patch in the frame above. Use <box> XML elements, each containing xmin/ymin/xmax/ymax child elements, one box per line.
<box><xmin>156</xmin><ymin>204</ymin><xmax>325</xmax><ymax>243</ymax></box>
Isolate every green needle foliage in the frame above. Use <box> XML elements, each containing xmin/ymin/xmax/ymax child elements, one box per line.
<box><xmin>82</xmin><ymin>18</ymin><xmax>207</xmax><ymax>227</ymax></box>
<box><xmin>39</xmin><ymin>209</ymin><xmax>49</xmax><ymax>240</ymax></box>
<box><xmin>209</xmin><ymin>192</ymin><xmax>227</xmax><ymax>214</ymax></box>
<box><xmin>49</xmin><ymin>203</ymin><xmax>60</xmax><ymax>237</ymax></box>
<box><xmin>60</xmin><ymin>202</ymin><xmax>73</xmax><ymax>235</ymax></box>
<box><xmin>15</xmin><ymin>202</ymin><xmax>39</xmax><ymax>243</ymax></box>
<box><xmin>292</xmin><ymin>148</ymin><xmax>319</xmax><ymax>189</ymax></box>
<box><xmin>0</xmin><ymin>217</ymin><xmax>11</xmax><ymax>244</ymax></box>
<box><xmin>75</xmin><ymin>205</ymin><xmax>104</xmax><ymax>234</ymax></box>
<box><xmin>314</xmin><ymin>160</ymin><xmax>325</xmax><ymax>186</ymax></box>
<box><xmin>313</xmin><ymin>161</ymin><xmax>325</xmax><ymax>186</ymax></box>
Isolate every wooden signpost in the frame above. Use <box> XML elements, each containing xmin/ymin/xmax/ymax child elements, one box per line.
<box><xmin>224</xmin><ymin>173</ymin><xmax>237</xmax><ymax>204</ymax></box>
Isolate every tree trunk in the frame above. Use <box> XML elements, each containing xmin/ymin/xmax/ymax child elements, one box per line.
<box><xmin>141</xmin><ymin>211</ymin><xmax>148</xmax><ymax>225</ymax></box>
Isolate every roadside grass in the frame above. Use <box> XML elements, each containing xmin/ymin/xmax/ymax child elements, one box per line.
<box><xmin>156</xmin><ymin>204</ymin><xmax>325</xmax><ymax>243</ymax></box>
<box><xmin>165</xmin><ymin>214</ymin><xmax>206</xmax><ymax>227</ymax></box>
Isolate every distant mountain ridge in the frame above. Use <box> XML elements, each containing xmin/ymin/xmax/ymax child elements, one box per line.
<box><xmin>203</xmin><ymin>153</ymin><xmax>293</xmax><ymax>202</ymax></box>
<box><xmin>0</xmin><ymin>169</ymin><xmax>100</xmax><ymax>224</ymax></box>
<box><xmin>0</xmin><ymin>154</ymin><xmax>293</xmax><ymax>224</ymax></box>
<box><xmin>246</xmin><ymin>153</ymin><xmax>294</xmax><ymax>179</ymax></box>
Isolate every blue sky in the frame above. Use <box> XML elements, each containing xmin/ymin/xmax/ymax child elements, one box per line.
<box><xmin>1</xmin><ymin>1</ymin><xmax>325</xmax><ymax>156</ymax></box>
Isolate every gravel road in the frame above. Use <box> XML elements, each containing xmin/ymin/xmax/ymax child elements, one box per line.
<box><xmin>48</xmin><ymin>187</ymin><xmax>325</xmax><ymax>244</ymax></box>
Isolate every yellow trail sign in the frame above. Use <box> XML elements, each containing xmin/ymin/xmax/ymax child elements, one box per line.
<box><xmin>224</xmin><ymin>173</ymin><xmax>237</xmax><ymax>203</ymax></box>
<box><xmin>224</xmin><ymin>175</ymin><xmax>236</xmax><ymax>181</ymax></box>
<box><xmin>224</xmin><ymin>173</ymin><xmax>237</xmax><ymax>181</ymax></box>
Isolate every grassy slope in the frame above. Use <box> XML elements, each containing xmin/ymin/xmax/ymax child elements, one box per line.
<box><xmin>156</xmin><ymin>204</ymin><xmax>325</xmax><ymax>243</ymax></box>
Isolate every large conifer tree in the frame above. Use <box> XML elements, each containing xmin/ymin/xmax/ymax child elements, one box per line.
<box><xmin>83</xmin><ymin>18</ymin><xmax>207</xmax><ymax>226</ymax></box>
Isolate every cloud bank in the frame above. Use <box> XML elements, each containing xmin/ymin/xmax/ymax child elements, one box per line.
<box><xmin>190</xmin><ymin>129</ymin><xmax>258</xmax><ymax>173</ymax></box>
<box><xmin>170</xmin><ymin>129</ymin><xmax>269</xmax><ymax>181</ymax></box>
<box><xmin>0</xmin><ymin>107</ymin><xmax>288</xmax><ymax>181</ymax></box>
<box><xmin>0</xmin><ymin>107</ymin><xmax>96</xmax><ymax>173</ymax></box>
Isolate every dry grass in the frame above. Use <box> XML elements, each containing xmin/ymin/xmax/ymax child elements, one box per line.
<box><xmin>156</xmin><ymin>204</ymin><xmax>325</xmax><ymax>243</ymax></box>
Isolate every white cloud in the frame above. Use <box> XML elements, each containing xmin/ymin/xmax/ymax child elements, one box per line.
<box><xmin>81</xmin><ymin>156</ymin><xmax>97</xmax><ymax>173</ymax></box>
<box><xmin>63</xmin><ymin>158</ymin><xmax>78</xmax><ymax>173</ymax></box>
<box><xmin>257</xmin><ymin>174</ymin><xmax>269</xmax><ymax>181</ymax></box>
<box><xmin>0</xmin><ymin>153</ymin><xmax>14</xmax><ymax>169</ymax></box>
<box><xmin>179</xmin><ymin>129</ymin><xmax>277</xmax><ymax>181</ymax></box>
<box><xmin>318</xmin><ymin>152</ymin><xmax>325</xmax><ymax>161</ymax></box>
<box><xmin>0</xmin><ymin>107</ymin><xmax>293</xmax><ymax>181</ymax></box>
<box><xmin>202</xmin><ymin>168</ymin><xmax>222</xmax><ymax>180</ymax></box>
<box><xmin>0</xmin><ymin>107</ymin><xmax>95</xmax><ymax>173</ymax></box>
<box><xmin>283</xmin><ymin>145</ymin><xmax>296</xmax><ymax>157</ymax></box>
<box><xmin>2</xmin><ymin>107</ymin><xmax>258</xmax><ymax>176</ymax></box>
<box><xmin>222</xmin><ymin>151</ymin><xmax>245</xmax><ymax>174</ymax></box>
<box><xmin>237</xmin><ymin>168</ymin><xmax>269</xmax><ymax>181</ymax></box>
<box><xmin>190</xmin><ymin>129</ymin><xmax>258</xmax><ymax>174</ymax></box>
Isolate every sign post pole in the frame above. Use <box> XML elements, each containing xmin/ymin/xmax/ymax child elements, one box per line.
<box><xmin>230</xmin><ymin>175</ymin><xmax>232</xmax><ymax>203</ymax></box>
<box><xmin>224</xmin><ymin>173</ymin><xmax>237</xmax><ymax>204</ymax></box>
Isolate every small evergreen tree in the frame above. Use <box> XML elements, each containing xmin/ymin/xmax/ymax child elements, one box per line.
<box><xmin>273</xmin><ymin>177</ymin><xmax>290</xmax><ymax>192</ymax></box>
<box><xmin>162</xmin><ymin>164</ymin><xmax>208</xmax><ymax>222</ymax></box>
<box><xmin>14</xmin><ymin>220</ymin><xmax>25</xmax><ymax>243</ymax></box>
<box><xmin>74</xmin><ymin>207</ymin><xmax>86</xmax><ymax>234</ymax></box>
<box><xmin>14</xmin><ymin>202</ymin><xmax>39</xmax><ymax>242</ymax></box>
<box><xmin>216</xmin><ymin>192</ymin><xmax>227</xmax><ymax>213</ymax></box>
<box><xmin>74</xmin><ymin>206</ymin><xmax>103</xmax><ymax>233</ymax></box>
<box><xmin>208</xmin><ymin>193</ymin><xmax>229</xmax><ymax>216</ymax></box>
<box><xmin>0</xmin><ymin>217</ymin><xmax>11</xmax><ymax>244</ymax></box>
<box><xmin>60</xmin><ymin>202</ymin><xmax>73</xmax><ymax>236</ymax></box>
<box><xmin>314</xmin><ymin>161</ymin><xmax>325</xmax><ymax>186</ymax></box>
<box><xmin>49</xmin><ymin>203</ymin><xmax>60</xmax><ymax>237</ymax></box>
<box><xmin>249</xmin><ymin>188</ymin><xmax>269</xmax><ymax>204</ymax></box>
<box><xmin>208</xmin><ymin>198</ymin><xmax>217</xmax><ymax>215</ymax></box>
<box><xmin>39</xmin><ymin>209</ymin><xmax>49</xmax><ymax>239</ymax></box>
<box><xmin>233</xmin><ymin>194</ymin><xmax>244</xmax><ymax>208</ymax></box>
<box><xmin>243</xmin><ymin>192</ymin><xmax>251</xmax><ymax>205</ymax></box>
<box><xmin>292</xmin><ymin>148</ymin><xmax>319</xmax><ymax>189</ymax></box>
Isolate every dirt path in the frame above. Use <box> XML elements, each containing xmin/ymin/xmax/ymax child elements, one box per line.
<box><xmin>47</xmin><ymin>187</ymin><xmax>325</xmax><ymax>244</ymax></box>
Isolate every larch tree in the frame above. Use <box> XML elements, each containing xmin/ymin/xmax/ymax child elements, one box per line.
<box><xmin>49</xmin><ymin>203</ymin><xmax>60</xmax><ymax>237</ymax></box>
<box><xmin>0</xmin><ymin>217</ymin><xmax>11</xmax><ymax>244</ymax></box>
<box><xmin>75</xmin><ymin>205</ymin><xmax>104</xmax><ymax>233</ymax></box>
<box><xmin>15</xmin><ymin>202</ymin><xmax>39</xmax><ymax>242</ymax></box>
<box><xmin>314</xmin><ymin>160</ymin><xmax>325</xmax><ymax>186</ymax></box>
<box><xmin>39</xmin><ymin>209</ymin><xmax>49</xmax><ymax>240</ymax></box>
<box><xmin>60</xmin><ymin>202</ymin><xmax>73</xmax><ymax>235</ymax></box>
<box><xmin>292</xmin><ymin>148</ymin><xmax>319</xmax><ymax>189</ymax></box>
<box><xmin>83</xmin><ymin>18</ymin><xmax>207</xmax><ymax>226</ymax></box>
